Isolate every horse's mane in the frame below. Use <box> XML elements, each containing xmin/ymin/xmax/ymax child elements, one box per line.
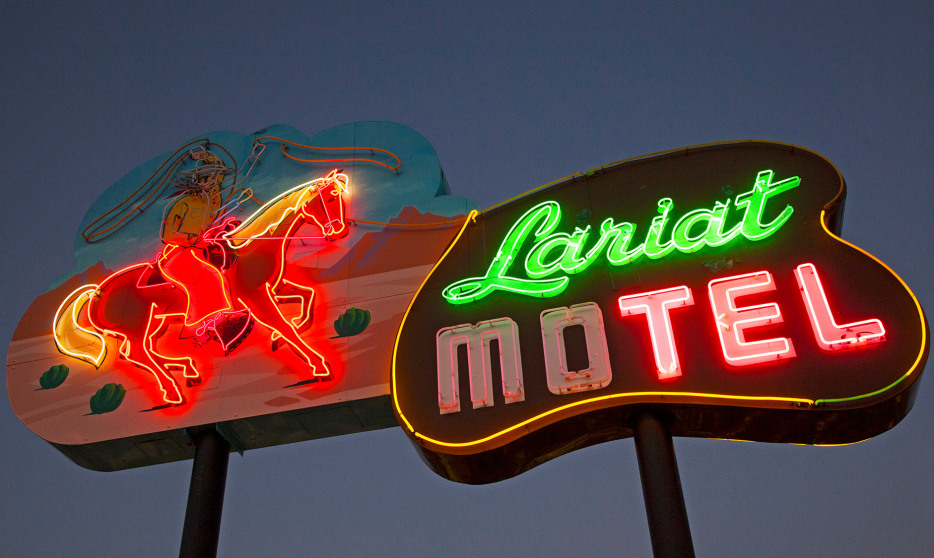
<box><xmin>224</xmin><ymin>184</ymin><xmax>318</xmax><ymax>248</ymax></box>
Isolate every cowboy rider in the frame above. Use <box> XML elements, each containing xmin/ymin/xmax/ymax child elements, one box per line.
<box><xmin>158</xmin><ymin>151</ymin><xmax>251</xmax><ymax>352</ymax></box>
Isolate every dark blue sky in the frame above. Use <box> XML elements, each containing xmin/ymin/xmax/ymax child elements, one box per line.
<box><xmin>2</xmin><ymin>3</ymin><xmax>932</xmax><ymax>556</ymax></box>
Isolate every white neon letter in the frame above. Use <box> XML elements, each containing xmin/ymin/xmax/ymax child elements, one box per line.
<box><xmin>708</xmin><ymin>270</ymin><xmax>795</xmax><ymax>366</ymax></box>
<box><xmin>618</xmin><ymin>285</ymin><xmax>694</xmax><ymax>379</ymax></box>
<box><xmin>795</xmin><ymin>263</ymin><xmax>885</xmax><ymax>350</ymax></box>
<box><xmin>540</xmin><ymin>302</ymin><xmax>613</xmax><ymax>394</ymax></box>
<box><xmin>436</xmin><ymin>318</ymin><xmax>524</xmax><ymax>414</ymax></box>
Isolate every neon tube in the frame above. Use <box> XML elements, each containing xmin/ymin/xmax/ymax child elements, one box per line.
<box><xmin>794</xmin><ymin>263</ymin><xmax>885</xmax><ymax>350</ymax></box>
<box><xmin>618</xmin><ymin>286</ymin><xmax>694</xmax><ymax>379</ymax></box>
<box><xmin>708</xmin><ymin>270</ymin><xmax>795</xmax><ymax>366</ymax></box>
<box><xmin>443</xmin><ymin>169</ymin><xmax>800</xmax><ymax>305</ymax></box>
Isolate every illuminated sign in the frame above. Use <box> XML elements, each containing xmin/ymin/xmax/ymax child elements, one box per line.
<box><xmin>7</xmin><ymin>122</ymin><xmax>476</xmax><ymax>471</ymax></box>
<box><xmin>9</xmin><ymin>131</ymin><xmax>929</xmax><ymax>483</ymax></box>
<box><xmin>392</xmin><ymin>141</ymin><xmax>928</xmax><ymax>484</ymax></box>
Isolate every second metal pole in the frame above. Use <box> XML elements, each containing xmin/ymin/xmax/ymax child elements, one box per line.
<box><xmin>632</xmin><ymin>411</ymin><xmax>695</xmax><ymax>558</ymax></box>
<box><xmin>179</xmin><ymin>426</ymin><xmax>231</xmax><ymax>558</ymax></box>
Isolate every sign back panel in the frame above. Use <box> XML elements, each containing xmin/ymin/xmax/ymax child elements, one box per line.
<box><xmin>7</xmin><ymin>121</ymin><xmax>476</xmax><ymax>470</ymax></box>
<box><xmin>392</xmin><ymin>141</ymin><xmax>928</xmax><ymax>484</ymax></box>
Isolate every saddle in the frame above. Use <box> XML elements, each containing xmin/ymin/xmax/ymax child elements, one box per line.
<box><xmin>137</xmin><ymin>242</ymin><xmax>238</xmax><ymax>289</ymax></box>
<box><xmin>203</xmin><ymin>241</ymin><xmax>238</xmax><ymax>270</ymax></box>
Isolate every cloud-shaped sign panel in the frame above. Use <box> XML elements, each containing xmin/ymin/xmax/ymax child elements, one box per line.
<box><xmin>391</xmin><ymin>142</ymin><xmax>928</xmax><ymax>484</ymax></box>
<box><xmin>7</xmin><ymin>121</ymin><xmax>476</xmax><ymax>471</ymax></box>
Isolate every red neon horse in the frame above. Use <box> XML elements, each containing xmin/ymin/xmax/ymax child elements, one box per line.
<box><xmin>53</xmin><ymin>171</ymin><xmax>349</xmax><ymax>405</ymax></box>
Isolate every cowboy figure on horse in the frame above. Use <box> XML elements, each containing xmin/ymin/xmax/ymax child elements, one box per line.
<box><xmin>157</xmin><ymin>148</ymin><xmax>253</xmax><ymax>353</ymax></box>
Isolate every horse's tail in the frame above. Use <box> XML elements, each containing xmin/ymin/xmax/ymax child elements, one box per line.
<box><xmin>53</xmin><ymin>285</ymin><xmax>107</xmax><ymax>368</ymax></box>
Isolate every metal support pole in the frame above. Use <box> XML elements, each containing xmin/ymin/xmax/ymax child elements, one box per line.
<box><xmin>180</xmin><ymin>426</ymin><xmax>231</xmax><ymax>558</ymax></box>
<box><xmin>632</xmin><ymin>412</ymin><xmax>695</xmax><ymax>558</ymax></box>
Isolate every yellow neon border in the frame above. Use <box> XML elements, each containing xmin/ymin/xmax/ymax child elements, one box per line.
<box><xmin>813</xmin><ymin>210</ymin><xmax>927</xmax><ymax>406</ymax></box>
<box><xmin>392</xmin><ymin>210</ymin><xmax>478</xmax><ymax>433</ymax></box>
<box><xmin>390</xmin><ymin>141</ymin><xmax>928</xmax><ymax>450</ymax></box>
<box><xmin>412</xmin><ymin>391</ymin><xmax>813</xmax><ymax>449</ymax></box>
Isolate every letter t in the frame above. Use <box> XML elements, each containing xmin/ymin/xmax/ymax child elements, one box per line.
<box><xmin>618</xmin><ymin>286</ymin><xmax>694</xmax><ymax>379</ymax></box>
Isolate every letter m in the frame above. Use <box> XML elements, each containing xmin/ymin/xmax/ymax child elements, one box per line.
<box><xmin>435</xmin><ymin>318</ymin><xmax>524</xmax><ymax>414</ymax></box>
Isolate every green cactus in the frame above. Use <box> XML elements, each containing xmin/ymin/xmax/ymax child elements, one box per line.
<box><xmin>332</xmin><ymin>308</ymin><xmax>371</xmax><ymax>338</ymax></box>
<box><xmin>39</xmin><ymin>364</ymin><xmax>69</xmax><ymax>389</ymax></box>
<box><xmin>89</xmin><ymin>383</ymin><xmax>126</xmax><ymax>414</ymax></box>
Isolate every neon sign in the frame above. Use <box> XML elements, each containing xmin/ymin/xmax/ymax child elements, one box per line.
<box><xmin>392</xmin><ymin>142</ymin><xmax>927</xmax><ymax>484</ymax></box>
<box><xmin>8</xmin><ymin>121</ymin><xmax>486</xmax><ymax>472</ymax></box>
<box><xmin>6</xmin><ymin>130</ymin><xmax>929</xmax><ymax>481</ymax></box>
<box><xmin>442</xmin><ymin>169</ymin><xmax>799</xmax><ymax>305</ymax></box>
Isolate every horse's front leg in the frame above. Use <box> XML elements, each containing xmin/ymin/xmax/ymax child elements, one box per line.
<box><xmin>271</xmin><ymin>279</ymin><xmax>316</xmax><ymax>333</ymax></box>
<box><xmin>238</xmin><ymin>284</ymin><xmax>331</xmax><ymax>379</ymax></box>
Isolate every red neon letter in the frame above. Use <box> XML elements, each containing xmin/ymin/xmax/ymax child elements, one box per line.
<box><xmin>618</xmin><ymin>285</ymin><xmax>694</xmax><ymax>379</ymax></box>
<box><xmin>794</xmin><ymin>263</ymin><xmax>885</xmax><ymax>350</ymax></box>
<box><xmin>708</xmin><ymin>270</ymin><xmax>795</xmax><ymax>366</ymax></box>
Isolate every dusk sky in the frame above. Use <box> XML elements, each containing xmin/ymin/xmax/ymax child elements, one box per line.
<box><xmin>2</xmin><ymin>3</ymin><xmax>932</xmax><ymax>557</ymax></box>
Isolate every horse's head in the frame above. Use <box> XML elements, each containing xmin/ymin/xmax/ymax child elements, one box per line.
<box><xmin>302</xmin><ymin>169</ymin><xmax>349</xmax><ymax>241</ymax></box>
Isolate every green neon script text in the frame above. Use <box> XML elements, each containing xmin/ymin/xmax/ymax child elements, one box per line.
<box><xmin>442</xmin><ymin>170</ymin><xmax>800</xmax><ymax>305</ymax></box>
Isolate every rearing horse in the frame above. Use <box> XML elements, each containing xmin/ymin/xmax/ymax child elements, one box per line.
<box><xmin>53</xmin><ymin>170</ymin><xmax>350</xmax><ymax>405</ymax></box>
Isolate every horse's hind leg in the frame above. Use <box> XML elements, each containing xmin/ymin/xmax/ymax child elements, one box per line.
<box><xmin>147</xmin><ymin>314</ymin><xmax>201</xmax><ymax>387</ymax></box>
<box><xmin>238</xmin><ymin>284</ymin><xmax>331</xmax><ymax>379</ymax></box>
<box><xmin>119</xmin><ymin>333</ymin><xmax>185</xmax><ymax>405</ymax></box>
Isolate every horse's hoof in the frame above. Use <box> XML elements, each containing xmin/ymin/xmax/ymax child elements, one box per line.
<box><xmin>186</xmin><ymin>378</ymin><xmax>202</xmax><ymax>388</ymax></box>
<box><xmin>311</xmin><ymin>372</ymin><xmax>333</xmax><ymax>383</ymax></box>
